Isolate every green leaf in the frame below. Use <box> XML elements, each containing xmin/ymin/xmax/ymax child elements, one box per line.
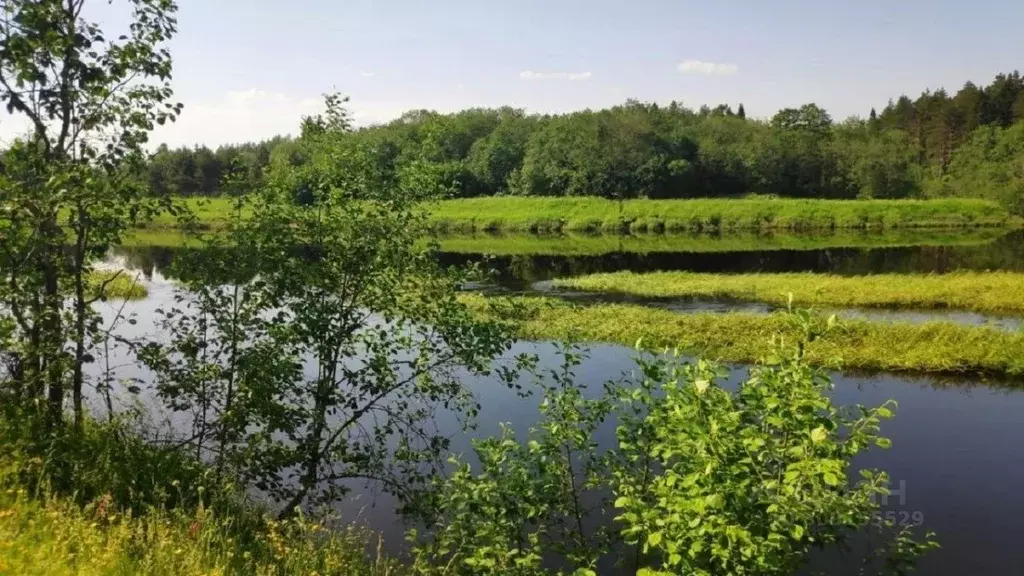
<box><xmin>823</xmin><ymin>472</ymin><xmax>840</xmax><ymax>486</ymax></box>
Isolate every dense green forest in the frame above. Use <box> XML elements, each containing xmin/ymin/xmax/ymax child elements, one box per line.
<box><xmin>149</xmin><ymin>71</ymin><xmax>1024</xmax><ymax>212</ymax></box>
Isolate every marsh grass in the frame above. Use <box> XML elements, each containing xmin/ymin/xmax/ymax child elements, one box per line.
<box><xmin>463</xmin><ymin>294</ymin><xmax>1024</xmax><ymax>377</ymax></box>
<box><xmin>139</xmin><ymin>197</ymin><xmax>1018</xmax><ymax>233</ymax></box>
<box><xmin>86</xmin><ymin>270</ymin><xmax>148</xmax><ymax>300</ymax></box>
<box><xmin>428</xmin><ymin>197</ymin><xmax>1015</xmax><ymax>234</ymax></box>
<box><xmin>555</xmin><ymin>271</ymin><xmax>1024</xmax><ymax>315</ymax></box>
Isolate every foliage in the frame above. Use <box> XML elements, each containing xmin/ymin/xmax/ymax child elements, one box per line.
<box><xmin>413</xmin><ymin>320</ymin><xmax>937</xmax><ymax>575</ymax></box>
<box><xmin>139</xmin><ymin>95</ymin><xmax>518</xmax><ymax>520</ymax></box>
<box><xmin>411</xmin><ymin>345</ymin><xmax>616</xmax><ymax>575</ymax></box>
<box><xmin>0</xmin><ymin>0</ymin><xmax>181</xmax><ymax>428</ymax></box>
<box><xmin>929</xmin><ymin>122</ymin><xmax>1024</xmax><ymax>214</ymax></box>
<box><xmin>139</xmin><ymin>71</ymin><xmax>1024</xmax><ymax>214</ymax></box>
<box><xmin>555</xmin><ymin>270</ymin><xmax>1024</xmax><ymax>314</ymax></box>
<box><xmin>146</xmin><ymin>137</ymin><xmax>287</xmax><ymax>197</ymax></box>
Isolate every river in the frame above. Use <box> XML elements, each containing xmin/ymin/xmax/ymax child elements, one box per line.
<box><xmin>98</xmin><ymin>228</ymin><xmax>1024</xmax><ymax>575</ymax></box>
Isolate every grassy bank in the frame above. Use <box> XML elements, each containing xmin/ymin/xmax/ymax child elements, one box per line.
<box><xmin>0</xmin><ymin>492</ymin><xmax>399</xmax><ymax>576</ymax></box>
<box><xmin>555</xmin><ymin>271</ymin><xmax>1024</xmax><ymax>315</ymax></box>
<box><xmin>0</xmin><ymin>416</ymin><xmax>403</xmax><ymax>576</ymax></box>
<box><xmin>428</xmin><ymin>197</ymin><xmax>1015</xmax><ymax>234</ymax></box>
<box><xmin>140</xmin><ymin>197</ymin><xmax>1018</xmax><ymax>234</ymax></box>
<box><xmin>464</xmin><ymin>295</ymin><xmax>1024</xmax><ymax>377</ymax></box>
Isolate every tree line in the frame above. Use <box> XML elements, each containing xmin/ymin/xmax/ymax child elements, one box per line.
<box><xmin>148</xmin><ymin>71</ymin><xmax>1024</xmax><ymax>213</ymax></box>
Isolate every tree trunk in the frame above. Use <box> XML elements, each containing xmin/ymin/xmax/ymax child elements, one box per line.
<box><xmin>41</xmin><ymin>222</ymin><xmax>64</xmax><ymax>427</ymax></box>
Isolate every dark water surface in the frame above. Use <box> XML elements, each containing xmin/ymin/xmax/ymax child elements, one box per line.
<box><xmin>116</xmin><ymin>229</ymin><xmax>1024</xmax><ymax>289</ymax></box>
<box><xmin>101</xmin><ymin>230</ymin><xmax>1024</xmax><ymax>574</ymax></box>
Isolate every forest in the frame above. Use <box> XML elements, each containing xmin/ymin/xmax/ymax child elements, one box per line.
<box><xmin>148</xmin><ymin>71</ymin><xmax>1024</xmax><ymax>213</ymax></box>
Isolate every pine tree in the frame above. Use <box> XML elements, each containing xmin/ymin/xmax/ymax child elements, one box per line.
<box><xmin>737</xmin><ymin>103</ymin><xmax>747</xmax><ymax>119</ymax></box>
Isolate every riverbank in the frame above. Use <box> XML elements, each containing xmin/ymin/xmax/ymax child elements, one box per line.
<box><xmin>463</xmin><ymin>294</ymin><xmax>1024</xmax><ymax>377</ymax></box>
<box><xmin>554</xmin><ymin>270</ymin><xmax>1024</xmax><ymax>315</ymax></box>
<box><xmin>138</xmin><ymin>197</ymin><xmax>1019</xmax><ymax>234</ymax></box>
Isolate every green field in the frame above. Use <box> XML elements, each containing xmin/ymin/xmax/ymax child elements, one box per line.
<box><xmin>464</xmin><ymin>294</ymin><xmax>1024</xmax><ymax>377</ymax></box>
<box><xmin>141</xmin><ymin>196</ymin><xmax>1018</xmax><ymax>234</ymax></box>
<box><xmin>555</xmin><ymin>270</ymin><xmax>1024</xmax><ymax>315</ymax></box>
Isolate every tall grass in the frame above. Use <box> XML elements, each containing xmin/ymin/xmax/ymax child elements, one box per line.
<box><xmin>140</xmin><ymin>197</ymin><xmax>1018</xmax><ymax>233</ymax></box>
<box><xmin>555</xmin><ymin>271</ymin><xmax>1024</xmax><ymax>315</ymax></box>
<box><xmin>0</xmin><ymin>414</ymin><xmax>405</xmax><ymax>576</ymax></box>
<box><xmin>0</xmin><ymin>490</ymin><xmax>403</xmax><ymax>576</ymax></box>
<box><xmin>463</xmin><ymin>294</ymin><xmax>1024</xmax><ymax>377</ymax></box>
<box><xmin>428</xmin><ymin>197</ymin><xmax>1016</xmax><ymax>234</ymax></box>
<box><xmin>86</xmin><ymin>270</ymin><xmax>149</xmax><ymax>300</ymax></box>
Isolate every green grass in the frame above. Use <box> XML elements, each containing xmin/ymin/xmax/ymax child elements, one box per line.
<box><xmin>427</xmin><ymin>197</ymin><xmax>1016</xmax><ymax>234</ymax></box>
<box><xmin>554</xmin><ymin>271</ymin><xmax>1024</xmax><ymax>315</ymax></box>
<box><xmin>464</xmin><ymin>294</ymin><xmax>1024</xmax><ymax>377</ymax></box>
<box><xmin>87</xmin><ymin>271</ymin><xmax>148</xmax><ymax>300</ymax></box>
<box><xmin>435</xmin><ymin>228</ymin><xmax>1010</xmax><ymax>256</ymax></box>
<box><xmin>140</xmin><ymin>197</ymin><xmax>1018</xmax><ymax>234</ymax></box>
<box><xmin>0</xmin><ymin>491</ymin><xmax>402</xmax><ymax>576</ymax></box>
<box><xmin>0</xmin><ymin>413</ymin><xmax>405</xmax><ymax>576</ymax></box>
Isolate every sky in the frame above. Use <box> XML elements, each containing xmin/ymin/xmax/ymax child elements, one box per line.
<box><xmin>3</xmin><ymin>0</ymin><xmax>1023</xmax><ymax>148</ymax></box>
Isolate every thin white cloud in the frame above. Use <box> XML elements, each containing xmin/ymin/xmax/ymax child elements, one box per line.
<box><xmin>519</xmin><ymin>70</ymin><xmax>592</xmax><ymax>81</ymax></box>
<box><xmin>360</xmin><ymin>70</ymin><xmax>376</xmax><ymax>77</ymax></box>
<box><xmin>148</xmin><ymin>89</ymin><xmax>322</xmax><ymax>148</ymax></box>
<box><xmin>677</xmin><ymin>60</ymin><xmax>739</xmax><ymax>76</ymax></box>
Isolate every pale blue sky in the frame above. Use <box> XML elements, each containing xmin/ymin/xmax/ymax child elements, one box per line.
<box><xmin>5</xmin><ymin>0</ymin><xmax>1023</xmax><ymax>147</ymax></box>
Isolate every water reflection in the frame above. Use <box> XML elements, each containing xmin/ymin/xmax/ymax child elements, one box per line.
<box><xmin>437</xmin><ymin>229</ymin><xmax>1024</xmax><ymax>288</ymax></box>
<box><xmin>113</xmin><ymin>229</ymin><xmax>1024</xmax><ymax>288</ymax></box>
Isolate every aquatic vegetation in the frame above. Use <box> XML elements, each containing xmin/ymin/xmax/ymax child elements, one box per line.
<box><xmin>427</xmin><ymin>197</ymin><xmax>1016</xmax><ymax>234</ymax></box>
<box><xmin>462</xmin><ymin>294</ymin><xmax>1024</xmax><ymax>377</ymax></box>
<box><xmin>86</xmin><ymin>270</ymin><xmax>148</xmax><ymax>300</ymax></box>
<box><xmin>139</xmin><ymin>196</ymin><xmax>1019</xmax><ymax>233</ymax></box>
<box><xmin>556</xmin><ymin>270</ymin><xmax>1024</xmax><ymax>315</ymax></box>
